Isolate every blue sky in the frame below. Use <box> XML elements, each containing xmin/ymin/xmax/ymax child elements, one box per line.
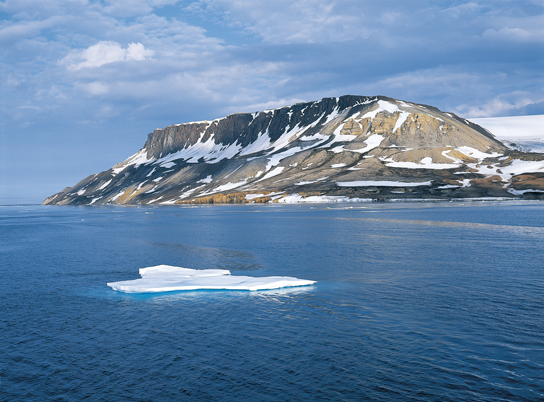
<box><xmin>1</xmin><ymin>0</ymin><xmax>543</xmax><ymax>204</ymax></box>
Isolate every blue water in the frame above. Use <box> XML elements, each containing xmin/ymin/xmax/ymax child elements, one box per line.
<box><xmin>1</xmin><ymin>202</ymin><xmax>544</xmax><ymax>401</ymax></box>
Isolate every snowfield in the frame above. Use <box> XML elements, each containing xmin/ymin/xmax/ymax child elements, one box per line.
<box><xmin>471</xmin><ymin>115</ymin><xmax>544</xmax><ymax>152</ymax></box>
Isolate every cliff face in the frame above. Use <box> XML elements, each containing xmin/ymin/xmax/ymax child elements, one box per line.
<box><xmin>43</xmin><ymin>95</ymin><xmax>544</xmax><ymax>205</ymax></box>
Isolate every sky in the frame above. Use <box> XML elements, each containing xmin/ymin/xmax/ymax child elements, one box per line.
<box><xmin>1</xmin><ymin>0</ymin><xmax>543</xmax><ymax>204</ymax></box>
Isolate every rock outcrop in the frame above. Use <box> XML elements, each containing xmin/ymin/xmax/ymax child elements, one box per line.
<box><xmin>43</xmin><ymin>95</ymin><xmax>544</xmax><ymax>205</ymax></box>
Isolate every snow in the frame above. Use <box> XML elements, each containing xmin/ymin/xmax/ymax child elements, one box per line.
<box><xmin>348</xmin><ymin>134</ymin><xmax>384</xmax><ymax>154</ymax></box>
<box><xmin>160</xmin><ymin>200</ymin><xmax>177</xmax><ymax>205</ymax></box>
<box><xmin>456</xmin><ymin>146</ymin><xmax>502</xmax><ymax>159</ymax></box>
<box><xmin>508</xmin><ymin>188</ymin><xmax>544</xmax><ymax>195</ymax></box>
<box><xmin>263</xmin><ymin>132</ymin><xmax>329</xmax><ymax>171</ymax></box>
<box><xmin>331</xmin><ymin>163</ymin><xmax>347</xmax><ymax>168</ymax></box>
<box><xmin>257</xmin><ymin>166</ymin><xmax>285</xmax><ymax>182</ymax></box>
<box><xmin>269</xmin><ymin>123</ymin><xmax>304</xmax><ymax>153</ymax></box>
<box><xmin>97</xmin><ymin>179</ymin><xmax>112</xmax><ymax>191</ymax></box>
<box><xmin>321</xmin><ymin>118</ymin><xmax>361</xmax><ymax>150</ymax></box>
<box><xmin>224</xmin><ymin>165</ymin><xmax>242</xmax><ymax>178</ymax></box>
<box><xmin>202</xmin><ymin>180</ymin><xmax>248</xmax><ymax>195</ymax></box>
<box><xmin>146</xmin><ymin>168</ymin><xmax>156</xmax><ymax>177</ymax></box>
<box><xmin>239</xmin><ymin>130</ymin><xmax>272</xmax><ymax>156</ymax></box>
<box><xmin>337</xmin><ymin>180</ymin><xmax>432</xmax><ymax>187</ymax></box>
<box><xmin>197</xmin><ymin>175</ymin><xmax>213</xmax><ymax>184</ymax></box>
<box><xmin>450</xmin><ymin>154</ymin><xmax>544</xmax><ymax>183</ymax></box>
<box><xmin>381</xmin><ymin>156</ymin><xmax>460</xmax><ymax>170</ymax></box>
<box><xmin>107</xmin><ymin>265</ymin><xmax>316</xmax><ymax>293</ymax></box>
<box><xmin>322</xmin><ymin>106</ymin><xmax>341</xmax><ymax>124</ymax></box>
<box><xmin>295</xmin><ymin>177</ymin><xmax>328</xmax><ymax>186</ymax></box>
<box><xmin>245</xmin><ymin>192</ymin><xmax>283</xmax><ymax>200</ymax></box>
<box><xmin>495</xmin><ymin>159</ymin><xmax>544</xmax><ymax>181</ymax></box>
<box><xmin>77</xmin><ymin>188</ymin><xmax>86</xmax><ymax>195</ymax></box>
<box><xmin>110</xmin><ymin>191</ymin><xmax>126</xmax><ymax>201</ymax></box>
<box><xmin>112</xmin><ymin>149</ymin><xmax>153</xmax><ymax>174</ymax></box>
<box><xmin>331</xmin><ymin>120</ymin><xmax>359</xmax><ymax>140</ymax></box>
<box><xmin>147</xmin><ymin>196</ymin><xmax>163</xmax><ymax>204</ymax></box>
<box><xmin>179</xmin><ymin>185</ymin><xmax>205</xmax><ymax>199</ymax></box>
<box><xmin>245</xmin><ymin>193</ymin><xmax>266</xmax><ymax>200</ymax></box>
<box><xmin>157</xmin><ymin>134</ymin><xmax>242</xmax><ymax>165</ymax></box>
<box><xmin>470</xmin><ymin>115</ymin><xmax>544</xmax><ymax>152</ymax></box>
<box><xmin>361</xmin><ymin>100</ymin><xmax>400</xmax><ymax>120</ymax></box>
<box><xmin>160</xmin><ymin>162</ymin><xmax>176</xmax><ymax>168</ymax></box>
<box><xmin>300</xmin><ymin>134</ymin><xmax>329</xmax><ymax>141</ymax></box>
<box><xmin>265</xmin><ymin>147</ymin><xmax>302</xmax><ymax>171</ymax></box>
<box><xmin>393</xmin><ymin>111</ymin><xmax>411</xmax><ymax>133</ymax></box>
<box><xmin>277</xmin><ymin>194</ymin><xmax>372</xmax><ymax>203</ymax></box>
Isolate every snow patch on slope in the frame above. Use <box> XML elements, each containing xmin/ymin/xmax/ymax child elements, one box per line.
<box><xmin>112</xmin><ymin>149</ymin><xmax>153</xmax><ymax>174</ymax></box>
<box><xmin>337</xmin><ymin>180</ymin><xmax>432</xmax><ymax>187</ymax></box>
<box><xmin>349</xmin><ymin>134</ymin><xmax>384</xmax><ymax>154</ymax></box>
<box><xmin>157</xmin><ymin>134</ymin><xmax>242</xmax><ymax>165</ymax></box>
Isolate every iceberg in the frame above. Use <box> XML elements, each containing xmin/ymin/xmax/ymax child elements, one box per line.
<box><xmin>107</xmin><ymin>265</ymin><xmax>316</xmax><ymax>293</ymax></box>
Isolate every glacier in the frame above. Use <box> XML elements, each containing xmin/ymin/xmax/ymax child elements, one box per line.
<box><xmin>107</xmin><ymin>265</ymin><xmax>316</xmax><ymax>293</ymax></box>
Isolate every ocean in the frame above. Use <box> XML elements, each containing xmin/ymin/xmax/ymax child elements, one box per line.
<box><xmin>1</xmin><ymin>202</ymin><xmax>543</xmax><ymax>401</ymax></box>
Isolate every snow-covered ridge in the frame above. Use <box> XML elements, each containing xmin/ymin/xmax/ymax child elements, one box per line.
<box><xmin>43</xmin><ymin>96</ymin><xmax>544</xmax><ymax>206</ymax></box>
<box><xmin>135</xmin><ymin>97</ymin><xmax>417</xmax><ymax>170</ymax></box>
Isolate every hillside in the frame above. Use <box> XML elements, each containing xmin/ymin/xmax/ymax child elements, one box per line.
<box><xmin>43</xmin><ymin>95</ymin><xmax>544</xmax><ymax>204</ymax></box>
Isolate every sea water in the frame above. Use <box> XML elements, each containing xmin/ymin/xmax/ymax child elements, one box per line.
<box><xmin>1</xmin><ymin>202</ymin><xmax>543</xmax><ymax>401</ymax></box>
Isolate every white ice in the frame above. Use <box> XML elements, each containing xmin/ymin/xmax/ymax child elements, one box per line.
<box><xmin>107</xmin><ymin>265</ymin><xmax>316</xmax><ymax>293</ymax></box>
<box><xmin>336</xmin><ymin>180</ymin><xmax>432</xmax><ymax>187</ymax></box>
<box><xmin>381</xmin><ymin>156</ymin><xmax>460</xmax><ymax>170</ymax></box>
<box><xmin>470</xmin><ymin>115</ymin><xmax>544</xmax><ymax>152</ymax></box>
<box><xmin>276</xmin><ymin>194</ymin><xmax>372</xmax><ymax>203</ymax></box>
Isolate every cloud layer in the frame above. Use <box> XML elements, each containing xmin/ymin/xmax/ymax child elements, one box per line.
<box><xmin>1</xmin><ymin>0</ymin><xmax>543</xmax><ymax>203</ymax></box>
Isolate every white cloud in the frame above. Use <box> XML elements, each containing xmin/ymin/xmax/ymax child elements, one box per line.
<box><xmin>482</xmin><ymin>27</ymin><xmax>544</xmax><ymax>43</ymax></box>
<box><xmin>456</xmin><ymin>92</ymin><xmax>544</xmax><ymax>118</ymax></box>
<box><xmin>62</xmin><ymin>41</ymin><xmax>155</xmax><ymax>70</ymax></box>
<box><xmin>102</xmin><ymin>0</ymin><xmax>181</xmax><ymax>18</ymax></box>
<box><xmin>207</xmin><ymin>0</ymin><xmax>370</xmax><ymax>44</ymax></box>
<box><xmin>82</xmin><ymin>82</ymin><xmax>109</xmax><ymax>95</ymax></box>
<box><xmin>0</xmin><ymin>16</ymin><xmax>66</xmax><ymax>42</ymax></box>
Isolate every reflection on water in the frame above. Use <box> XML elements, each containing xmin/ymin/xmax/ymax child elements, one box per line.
<box><xmin>150</xmin><ymin>242</ymin><xmax>263</xmax><ymax>271</ymax></box>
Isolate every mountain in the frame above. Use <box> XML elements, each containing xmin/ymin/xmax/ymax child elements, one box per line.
<box><xmin>43</xmin><ymin>95</ymin><xmax>544</xmax><ymax>205</ymax></box>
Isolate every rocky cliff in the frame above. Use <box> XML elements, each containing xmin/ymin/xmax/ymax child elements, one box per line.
<box><xmin>43</xmin><ymin>95</ymin><xmax>544</xmax><ymax>205</ymax></box>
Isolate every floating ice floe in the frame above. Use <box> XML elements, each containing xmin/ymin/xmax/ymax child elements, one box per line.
<box><xmin>107</xmin><ymin>265</ymin><xmax>316</xmax><ymax>293</ymax></box>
